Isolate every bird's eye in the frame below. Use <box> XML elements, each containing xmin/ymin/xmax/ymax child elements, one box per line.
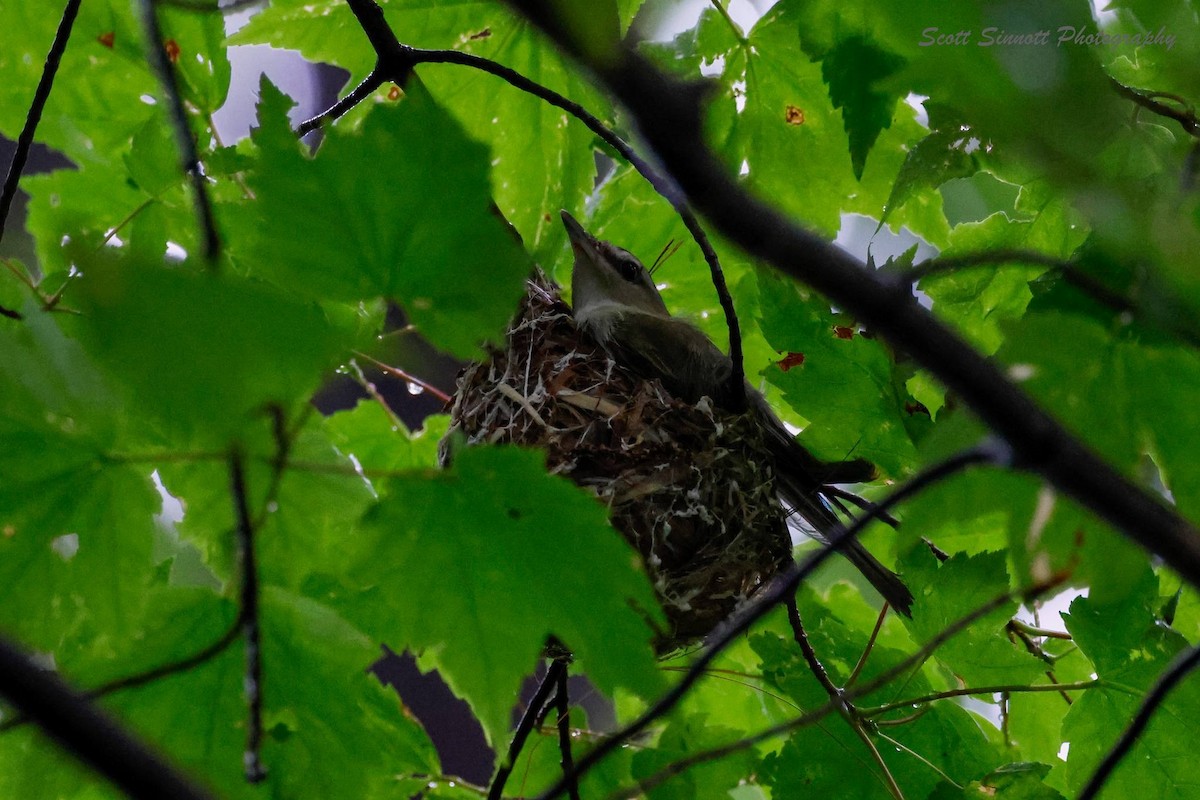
<box><xmin>616</xmin><ymin>257</ymin><xmax>641</xmax><ymax>282</ymax></box>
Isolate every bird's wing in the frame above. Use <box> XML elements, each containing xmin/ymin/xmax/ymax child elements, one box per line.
<box><xmin>606</xmin><ymin>312</ymin><xmax>732</xmax><ymax>404</ymax></box>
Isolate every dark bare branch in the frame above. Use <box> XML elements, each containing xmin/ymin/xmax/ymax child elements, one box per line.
<box><xmin>0</xmin><ymin>0</ymin><xmax>82</xmax><ymax>247</ymax></box>
<box><xmin>1078</xmin><ymin>644</ymin><xmax>1200</xmax><ymax>800</ymax></box>
<box><xmin>134</xmin><ymin>0</ymin><xmax>221</xmax><ymax>265</ymax></box>
<box><xmin>0</xmin><ymin>634</ymin><xmax>213</xmax><ymax>800</ymax></box>
<box><xmin>500</xmin><ymin>0</ymin><xmax>1200</xmax><ymax>606</ymax></box>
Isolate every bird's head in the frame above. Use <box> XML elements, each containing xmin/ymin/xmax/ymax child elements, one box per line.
<box><xmin>561</xmin><ymin>210</ymin><xmax>670</xmax><ymax>320</ymax></box>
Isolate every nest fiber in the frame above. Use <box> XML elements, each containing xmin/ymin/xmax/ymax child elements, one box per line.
<box><xmin>442</xmin><ymin>277</ymin><xmax>790</xmax><ymax>649</ymax></box>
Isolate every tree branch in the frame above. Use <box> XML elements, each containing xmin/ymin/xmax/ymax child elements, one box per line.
<box><xmin>0</xmin><ymin>634</ymin><xmax>213</xmax><ymax>800</ymax></box>
<box><xmin>846</xmin><ymin>604</ymin><xmax>889</xmax><ymax>688</ymax></box>
<box><xmin>786</xmin><ymin>597</ymin><xmax>904</xmax><ymax>800</ymax></box>
<box><xmin>500</xmin><ymin>0</ymin><xmax>1200</xmax><ymax>599</ymax></box>
<box><xmin>903</xmin><ymin>248</ymin><xmax>1200</xmax><ymax>350</ymax></box>
<box><xmin>135</xmin><ymin>0</ymin><xmax>221</xmax><ymax>265</ymax></box>
<box><xmin>229</xmin><ymin>451</ymin><xmax>266</xmax><ymax>783</ymax></box>
<box><xmin>551</xmin><ymin>663</ymin><xmax>581</xmax><ymax>800</ymax></box>
<box><xmin>0</xmin><ymin>0</ymin><xmax>81</xmax><ymax>248</ymax></box>
<box><xmin>0</xmin><ymin>617</ymin><xmax>242</xmax><ymax>734</ymax></box>
<box><xmin>296</xmin><ymin>71</ymin><xmax>384</xmax><ymax>136</ymax></box>
<box><xmin>488</xmin><ymin>659</ymin><xmax>566</xmax><ymax>800</ymax></box>
<box><xmin>861</xmin><ymin>679</ymin><xmax>1100</xmax><ymax>719</ymax></box>
<box><xmin>1077</xmin><ymin>644</ymin><xmax>1200</xmax><ymax>800</ymax></box>
<box><xmin>605</xmin><ymin>576</ymin><xmax>1064</xmax><ymax>800</ymax></box>
<box><xmin>309</xmin><ymin>0</ymin><xmax>747</xmax><ymax>406</ymax></box>
<box><xmin>1109</xmin><ymin>78</ymin><xmax>1200</xmax><ymax>137</ymax></box>
<box><xmin>535</xmin><ymin>445</ymin><xmax>996</xmax><ymax>800</ymax></box>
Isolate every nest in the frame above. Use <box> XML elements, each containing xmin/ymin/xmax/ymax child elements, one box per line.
<box><xmin>441</xmin><ymin>275</ymin><xmax>790</xmax><ymax>651</ymax></box>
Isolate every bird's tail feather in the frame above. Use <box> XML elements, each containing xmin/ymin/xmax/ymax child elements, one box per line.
<box><xmin>779</xmin><ymin>477</ymin><xmax>914</xmax><ymax>616</ymax></box>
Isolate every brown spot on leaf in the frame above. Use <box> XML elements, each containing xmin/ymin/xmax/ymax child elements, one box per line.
<box><xmin>164</xmin><ymin>39</ymin><xmax>180</xmax><ymax>63</ymax></box>
<box><xmin>469</xmin><ymin>28</ymin><xmax>492</xmax><ymax>40</ymax></box>
<box><xmin>387</xmin><ymin>85</ymin><xmax>401</xmax><ymax>101</ymax></box>
<box><xmin>777</xmin><ymin>352</ymin><xmax>805</xmax><ymax>371</ymax></box>
<box><xmin>543</xmin><ymin>213</ymin><xmax>553</xmax><ymax>222</ymax></box>
<box><xmin>833</xmin><ymin>325</ymin><xmax>855</xmax><ymax>340</ymax></box>
<box><xmin>904</xmin><ymin>401</ymin><xmax>930</xmax><ymax>417</ymax></box>
<box><xmin>785</xmin><ymin>105</ymin><xmax>805</xmax><ymax>125</ymax></box>
<box><xmin>2</xmin><ymin>524</ymin><xmax>14</xmax><ymax>538</ymax></box>
<box><xmin>97</xmin><ymin>31</ymin><xmax>115</xmax><ymax>48</ymax></box>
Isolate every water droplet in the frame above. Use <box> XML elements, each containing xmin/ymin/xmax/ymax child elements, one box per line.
<box><xmin>406</xmin><ymin>381</ymin><xmax>424</xmax><ymax>396</ymax></box>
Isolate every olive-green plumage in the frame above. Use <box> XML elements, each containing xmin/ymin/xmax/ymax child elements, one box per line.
<box><xmin>562</xmin><ymin>211</ymin><xmax>913</xmax><ymax>615</ymax></box>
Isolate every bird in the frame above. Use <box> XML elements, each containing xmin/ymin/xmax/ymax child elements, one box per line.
<box><xmin>561</xmin><ymin>210</ymin><xmax>913</xmax><ymax>615</ymax></box>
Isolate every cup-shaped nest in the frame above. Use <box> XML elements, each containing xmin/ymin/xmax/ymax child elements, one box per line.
<box><xmin>441</xmin><ymin>276</ymin><xmax>790</xmax><ymax>651</ymax></box>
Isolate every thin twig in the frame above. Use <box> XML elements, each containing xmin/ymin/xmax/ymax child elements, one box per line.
<box><xmin>1110</xmin><ymin>78</ymin><xmax>1200</xmax><ymax>137</ymax></box>
<box><xmin>848</xmin><ymin>719</ymin><xmax>905</xmax><ymax>800</ymax></box>
<box><xmin>875</xmin><ymin>729</ymin><xmax>961</xmax><ymax>789</ymax></box>
<box><xmin>905</xmin><ymin>248</ymin><xmax>1200</xmax><ymax>350</ymax></box>
<box><xmin>301</xmin><ymin>2</ymin><xmax>747</xmax><ymax>406</ymax></box>
<box><xmin>0</xmin><ymin>619</ymin><xmax>241</xmax><ymax>734</ymax></box>
<box><xmin>0</xmin><ymin>0</ymin><xmax>82</xmax><ymax>247</ymax></box>
<box><xmin>488</xmin><ymin>660</ymin><xmax>566</xmax><ymax>800</ymax></box>
<box><xmin>296</xmin><ymin>72</ymin><xmax>385</xmax><ymax>136</ymax></box>
<box><xmin>786</xmin><ymin>597</ymin><xmax>839</xmax><ymax>698</ymax></box>
<box><xmin>134</xmin><ymin>0</ymin><xmax>220</xmax><ymax>265</ymax></box>
<box><xmin>786</xmin><ymin>598</ymin><xmax>903</xmax><ymax>800</ymax></box>
<box><xmin>861</xmin><ymin>679</ymin><xmax>1100</xmax><ymax>718</ymax></box>
<box><xmin>353</xmin><ymin>350</ymin><xmax>453</xmax><ymax>404</ymax></box>
<box><xmin>345</xmin><ymin>359</ymin><xmax>407</xmax><ymax>429</ymax></box>
<box><xmin>0</xmin><ymin>634</ymin><xmax>213</xmax><ymax>800</ymax></box>
<box><xmin>847</xmin><ymin>604</ymin><xmax>889</xmax><ymax>688</ymax></box>
<box><xmin>552</xmin><ymin>665</ymin><xmax>581</xmax><ymax>800</ymax></box>
<box><xmin>707</xmin><ymin>0</ymin><xmax>747</xmax><ymax>43</ymax></box>
<box><xmin>412</xmin><ymin>48</ymin><xmax>746</xmax><ymax>409</ymax></box>
<box><xmin>503</xmin><ymin>0</ymin><xmax>1200</xmax><ymax>607</ymax></box>
<box><xmin>229</xmin><ymin>451</ymin><xmax>266</xmax><ymax>783</ymax></box>
<box><xmin>1077</xmin><ymin>644</ymin><xmax>1200</xmax><ymax>800</ymax></box>
<box><xmin>873</xmin><ymin>706</ymin><xmax>931</xmax><ymax>728</ymax></box>
<box><xmin>904</xmin><ymin>248</ymin><xmax>1136</xmax><ymax>313</ymax></box>
<box><xmin>603</xmin><ymin>576</ymin><xmax>1064</xmax><ymax>800</ymax></box>
<box><xmin>536</xmin><ymin>445</ymin><xmax>997</xmax><ymax>800</ymax></box>
<box><xmin>1008</xmin><ymin>623</ymin><xmax>1076</xmax><ymax>705</ymax></box>
<box><xmin>1008</xmin><ymin>618</ymin><xmax>1072</xmax><ymax>640</ymax></box>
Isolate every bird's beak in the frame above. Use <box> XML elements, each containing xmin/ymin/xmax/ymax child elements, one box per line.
<box><xmin>560</xmin><ymin>210</ymin><xmax>599</xmax><ymax>260</ymax></box>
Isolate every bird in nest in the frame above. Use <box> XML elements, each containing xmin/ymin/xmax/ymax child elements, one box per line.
<box><xmin>442</xmin><ymin>212</ymin><xmax>911</xmax><ymax>649</ymax></box>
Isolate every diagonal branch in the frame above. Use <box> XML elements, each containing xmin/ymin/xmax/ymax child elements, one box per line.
<box><xmin>904</xmin><ymin>249</ymin><xmax>1200</xmax><ymax>350</ymax></box>
<box><xmin>1109</xmin><ymin>78</ymin><xmax>1200</xmax><ymax>137</ymax></box>
<box><xmin>501</xmin><ymin>0</ymin><xmax>1200</xmax><ymax>597</ymax></box>
<box><xmin>534</xmin><ymin>445</ymin><xmax>996</xmax><ymax>800</ymax></box>
<box><xmin>1077</xmin><ymin>644</ymin><xmax>1200</xmax><ymax>800</ymax></box>
<box><xmin>0</xmin><ymin>634</ymin><xmax>213</xmax><ymax>800</ymax></box>
<box><xmin>296</xmin><ymin>72</ymin><xmax>385</xmax><ymax>136</ymax></box>
<box><xmin>605</xmin><ymin>575</ymin><xmax>1065</xmax><ymax>800</ymax></box>
<box><xmin>307</xmin><ymin>0</ymin><xmax>746</xmax><ymax>407</ymax></box>
<box><xmin>135</xmin><ymin>0</ymin><xmax>221</xmax><ymax>265</ymax></box>
<box><xmin>786</xmin><ymin>597</ymin><xmax>904</xmax><ymax>800</ymax></box>
<box><xmin>861</xmin><ymin>678</ymin><xmax>1100</xmax><ymax>719</ymax></box>
<box><xmin>0</xmin><ymin>0</ymin><xmax>82</xmax><ymax>248</ymax></box>
<box><xmin>488</xmin><ymin>659</ymin><xmax>567</xmax><ymax>800</ymax></box>
<box><xmin>0</xmin><ymin>617</ymin><xmax>242</xmax><ymax>734</ymax></box>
